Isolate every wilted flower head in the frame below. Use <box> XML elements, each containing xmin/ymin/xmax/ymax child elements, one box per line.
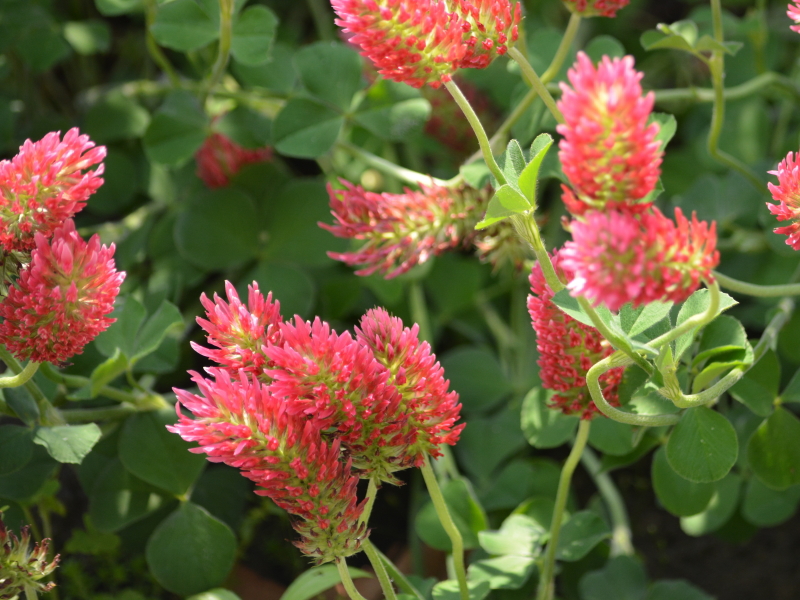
<box><xmin>561</xmin><ymin>208</ymin><xmax>718</xmax><ymax>311</ymax></box>
<box><xmin>0</xmin><ymin>518</ymin><xmax>59</xmax><ymax>599</ymax></box>
<box><xmin>789</xmin><ymin>1</ymin><xmax>800</xmax><ymax>33</ymax></box>
<box><xmin>528</xmin><ymin>250</ymin><xmax>623</xmax><ymax>419</ymax></box>
<box><xmin>767</xmin><ymin>151</ymin><xmax>800</xmax><ymax>250</ymax></box>
<box><xmin>0</xmin><ymin>219</ymin><xmax>124</xmax><ymax>363</ymax></box>
<box><xmin>561</xmin><ymin>0</ymin><xmax>629</xmax><ymax>17</ymax></box>
<box><xmin>321</xmin><ymin>181</ymin><xmax>484</xmax><ymax>278</ymax></box>
<box><xmin>170</xmin><ymin>369</ymin><xmax>365</xmax><ymax>563</ymax></box>
<box><xmin>0</xmin><ymin>128</ymin><xmax>105</xmax><ymax>252</ymax></box>
<box><xmin>195</xmin><ymin>132</ymin><xmax>272</xmax><ymax>189</ymax></box>
<box><xmin>193</xmin><ymin>281</ymin><xmax>282</xmax><ymax>376</ymax></box>
<box><xmin>356</xmin><ymin>308</ymin><xmax>463</xmax><ymax>465</ymax></box>
<box><xmin>557</xmin><ymin>52</ymin><xmax>661</xmax><ymax>216</ymax></box>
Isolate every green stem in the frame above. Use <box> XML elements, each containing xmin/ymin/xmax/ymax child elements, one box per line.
<box><xmin>409</xmin><ymin>282</ymin><xmax>434</xmax><ymax>346</ymax></box>
<box><xmin>540</xmin><ymin>14</ymin><xmax>581</xmax><ymax>84</ymax></box>
<box><xmin>444</xmin><ymin>79</ymin><xmax>506</xmax><ymax>185</ymax></box>
<box><xmin>654</xmin><ymin>71</ymin><xmax>800</xmax><ymax>104</ymax></box>
<box><xmin>0</xmin><ymin>347</ymin><xmax>62</xmax><ymax>426</ymax></box>
<box><xmin>369</xmin><ymin>545</ymin><xmax>426</xmax><ymax>600</ymax></box>
<box><xmin>507</xmin><ymin>47</ymin><xmax>564</xmax><ymax>125</ymax></box>
<box><xmin>713</xmin><ymin>271</ymin><xmax>800</xmax><ymax>298</ymax></box>
<box><xmin>203</xmin><ymin>0</ymin><xmax>235</xmax><ymax>102</ymax></box>
<box><xmin>580</xmin><ymin>447</ymin><xmax>633</xmax><ymax>557</ymax></box>
<box><xmin>420</xmin><ymin>456</ymin><xmax>468</xmax><ymax>600</ymax></box>
<box><xmin>144</xmin><ymin>0</ymin><xmax>181</xmax><ymax>87</ymax></box>
<box><xmin>61</xmin><ymin>404</ymin><xmax>138</xmax><ymax>423</ymax></box>
<box><xmin>359</xmin><ymin>477</ymin><xmax>379</xmax><ymax>528</ymax></box>
<box><xmin>362</xmin><ymin>540</ymin><xmax>399</xmax><ymax>600</ymax></box>
<box><xmin>752</xmin><ymin>297</ymin><xmax>795</xmax><ymax>362</ymax></box>
<box><xmin>307</xmin><ymin>0</ymin><xmax>335</xmax><ymax>41</ymax></box>
<box><xmin>0</xmin><ymin>361</ymin><xmax>39</xmax><ymax>388</ymax></box>
<box><xmin>336</xmin><ymin>558</ymin><xmax>370</xmax><ymax>600</ymax></box>
<box><xmin>587</xmin><ymin>352</ymin><xmax>680</xmax><ymax>427</ymax></box>
<box><xmin>648</xmin><ymin>281</ymin><xmax>721</xmax><ymax>350</ymax></box>
<box><xmin>39</xmin><ymin>362</ymin><xmax>141</xmax><ymax>404</ymax></box>
<box><xmin>512</xmin><ymin>214</ymin><xmax>563</xmax><ymax>292</ymax></box>
<box><xmin>536</xmin><ymin>420</ymin><xmax>591</xmax><ymax>600</ymax></box>
<box><xmin>336</xmin><ymin>141</ymin><xmax>450</xmax><ymax>187</ymax></box>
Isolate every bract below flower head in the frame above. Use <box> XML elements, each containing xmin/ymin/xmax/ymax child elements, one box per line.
<box><xmin>561</xmin><ymin>208</ymin><xmax>718</xmax><ymax>311</ymax></box>
<box><xmin>789</xmin><ymin>1</ymin><xmax>800</xmax><ymax>33</ymax></box>
<box><xmin>0</xmin><ymin>128</ymin><xmax>105</xmax><ymax>252</ymax></box>
<box><xmin>527</xmin><ymin>250</ymin><xmax>622</xmax><ymax>419</ymax></box>
<box><xmin>557</xmin><ymin>52</ymin><xmax>661</xmax><ymax>216</ymax></box>
<box><xmin>561</xmin><ymin>0</ymin><xmax>629</xmax><ymax>18</ymax></box>
<box><xmin>767</xmin><ymin>151</ymin><xmax>800</xmax><ymax>250</ymax></box>
<box><xmin>195</xmin><ymin>132</ymin><xmax>272</xmax><ymax>189</ymax></box>
<box><xmin>0</xmin><ymin>219</ymin><xmax>124</xmax><ymax>364</ymax></box>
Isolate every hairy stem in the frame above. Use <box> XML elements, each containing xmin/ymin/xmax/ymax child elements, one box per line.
<box><xmin>508</xmin><ymin>47</ymin><xmax>564</xmax><ymax>125</ymax></box>
<box><xmin>362</xmin><ymin>540</ymin><xmax>399</xmax><ymax>600</ymax></box>
<box><xmin>336</xmin><ymin>558</ymin><xmax>370</xmax><ymax>600</ymax></box>
<box><xmin>359</xmin><ymin>477</ymin><xmax>379</xmax><ymax>528</ymax></box>
<box><xmin>0</xmin><ymin>361</ymin><xmax>39</xmax><ymax>388</ymax></box>
<box><xmin>648</xmin><ymin>281</ymin><xmax>721</xmax><ymax>349</ymax></box>
<box><xmin>713</xmin><ymin>271</ymin><xmax>800</xmax><ymax>298</ymax></box>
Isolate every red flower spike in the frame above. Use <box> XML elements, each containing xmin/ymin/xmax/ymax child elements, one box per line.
<box><xmin>561</xmin><ymin>0</ymin><xmax>629</xmax><ymax>18</ymax></box>
<box><xmin>561</xmin><ymin>208</ymin><xmax>719</xmax><ymax>311</ymax></box>
<box><xmin>321</xmin><ymin>181</ymin><xmax>485</xmax><ymax>278</ymax></box>
<box><xmin>195</xmin><ymin>132</ymin><xmax>272</xmax><ymax>189</ymax></box>
<box><xmin>0</xmin><ymin>128</ymin><xmax>105</xmax><ymax>252</ymax></box>
<box><xmin>789</xmin><ymin>1</ymin><xmax>800</xmax><ymax>33</ymax></box>
<box><xmin>445</xmin><ymin>0</ymin><xmax>521</xmax><ymax>69</ymax></box>
<box><xmin>170</xmin><ymin>369</ymin><xmax>366</xmax><ymax>564</ymax></box>
<box><xmin>0</xmin><ymin>518</ymin><xmax>60</xmax><ymax>599</ymax></box>
<box><xmin>0</xmin><ymin>219</ymin><xmax>124</xmax><ymax>364</ymax></box>
<box><xmin>528</xmin><ymin>250</ymin><xmax>623</xmax><ymax>419</ymax></box>
<box><xmin>192</xmin><ymin>281</ymin><xmax>283</xmax><ymax>376</ymax></box>
<box><xmin>265</xmin><ymin>316</ymin><xmax>412</xmax><ymax>484</ymax></box>
<box><xmin>557</xmin><ymin>52</ymin><xmax>661</xmax><ymax>216</ymax></box>
<box><xmin>768</xmin><ymin>151</ymin><xmax>800</xmax><ymax>250</ymax></box>
<box><xmin>356</xmin><ymin>308</ymin><xmax>464</xmax><ymax>466</ymax></box>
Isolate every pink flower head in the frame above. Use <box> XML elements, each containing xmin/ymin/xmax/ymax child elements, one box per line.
<box><xmin>195</xmin><ymin>132</ymin><xmax>272</xmax><ymax>189</ymax></box>
<box><xmin>321</xmin><ymin>181</ymin><xmax>484</xmax><ymax>278</ymax></box>
<box><xmin>561</xmin><ymin>208</ymin><xmax>719</xmax><ymax>311</ymax></box>
<box><xmin>356</xmin><ymin>308</ymin><xmax>464</xmax><ymax>465</ymax></box>
<box><xmin>561</xmin><ymin>0</ymin><xmax>629</xmax><ymax>17</ymax></box>
<box><xmin>0</xmin><ymin>219</ymin><xmax>124</xmax><ymax>364</ymax></box>
<box><xmin>0</xmin><ymin>128</ymin><xmax>105</xmax><ymax>251</ymax></box>
<box><xmin>528</xmin><ymin>250</ymin><xmax>623</xmax><ymax>419</ymax></box>
<box><xmin>192</xmin><ymin>281</ymin><xmax>283</xmax><ymax>376</ymax></box>
<box><xmin>265</xmin><ymin>316</ymin><xmax>411</xmax><ymax>483</ymax></box>
<box><xmin>767</xmin><ymin>151</ymin><xmax>800</xmax><ymax>250</ymax></box>
<box><xmin>789</xmin><ymin>1</ymin><xmax>800</xmax><ymax>33</ymax></box>
<box><xmin>446</xmin><ymin>0</ymin><xmax>521</xmax><ymax>69</ymax></box>
<box><xmin>170</xmin><ymin>369</ymin><xmax>365</xmax><ymax>563</ymax></box>
<box><xmin>557</xmin><ymin>53</ymin><xmax>661</xmax><ymax>216</ymax></box>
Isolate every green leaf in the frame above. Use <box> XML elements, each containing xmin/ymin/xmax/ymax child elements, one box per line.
<box><xmin>780</xmin><ymin>367</ymin><xmax>800</xmax><ymax>404</ymax></box>
<box><xmin>294</xmin><ymin>42</ymin><xmax>363</xmax><ymax>110</ymax></box>
<box><xmin>440</xmin><ymin>347</ymin><xmax>512</xmax><ymax>413</ymax></box>
<box><xmin>415</xmin><ymin>477</ymin><xmax>488</xmax><ymax>551</ymax></box>
<box><xmin>666</xmin><ymin>407</ymin><xmax>738</xmax><ymax>483</ymax></box>
<box><xmin>88</xmin><ymin>459</ymin><xmax>167</xmax><ymax>532</ymax></box>
<box><xmin>460</xmin><ymin>162</ymin><xmax>492</xmax><ymax>190</ymax></box>
<box><xmin>495</xmin><ymin>185</ymin><xmax>531</xmax><ymax>212</ymax></box>
<box><xmin>747</xmin><ymin>406</ymin><xmax>800</xmax><ymax>490</ymax></box>
<box><xmin>501</xmin><ymin>140</ymin><xmax>526</xmax><ymax>184</ymax></box>
<box><xmin>432</xmin><ymin>579</ymin><xmax>490</xmax><ymax>600</ymax></box>
<box><xmin>354</xmin><ymin>98</ymin><xmax>431</xmax><ymax>141</ymax></box>
<box><xmin>241</xmin><ymin>262</ymin><xmax>315</xmax><ymax>319</ymax></box>
<box><xmin>640</xmin><ymin>30</ymin><xmax>695</xmax><ymax>53</ymax></box>
<box><xmin>88</xmin><ymin>350</ymin><xmax>129</xmax><ymax>397</ymax></box>
<box><xmin>467</xmin><ymin>556</ymin><xmax>536</xmax><ymax>590</ymax></box>
<box><xmin>63</xmin><ymin>20</ymin><xmax>111</xmax><ymax>55</ymax></box>
<box><xmin>143</xmin><ymin>91</ymin><xmax>208</xmax><ymax>166</ymax></box>
<box><xmin>477</xmin><ymin>514</ymin><xmax>544</xmax><ymax>557</ymax></box>
<box><xmin>279</xmin><ymin>565</ymin><xmax>372</xmax><ymax>600</ymax></box>
<box><xmin>584</xmin><ymin>35</ymin><xmax>625</xmax><ymax>62</ymax></box>
<box><xmin>150</xmin><ymin>0</ymin><xmax>218</xmax><ymax>51</ymax></box>
<box><xmin>620</xmin><ymin>302</ymin><xmax>673</xmax><ymax>338</ymax></box>
<box><xmin>230</xmin><ymin>5</ymin><xmax>277</xmax><ymax>65</ymax></box>
<box><xmin>650</xmin><ymin>113</ymin><xmax>677</xmax><ymax>151</ymax></box>
<box><xmin>588</xmin><ymin>417</ymin><xmax>635</xmax><ymax>456</ymax></box>
<box><xmin>88</xmin><ymin>149</ymin><xmax>140</xmax><ymax>215</ymax></box>
<box><xmin>0</xmin><ymin>445</ymin><xmax>57</xmax><ymax>502</ymax></box>
<box><xmin>679</xmin><ymin>472</ymin><xmax>740</xmax><ymax>536</ymax></box>
<box><xmin>579</xmin><ymin>556</ymin><xmax>647</xmax><ymax>600</ymax></box>
<box><xmin>119</xmin><ymin>409</ymin><xmax>207</xmax><ymax>496</ymax></box>
<box><xmin>84</xmin><ymin>90</ymin><xmax>150</xmax><ymax>142</ymax></box>
<box><xmin>651</xmin><ymin>445</ymin><xmax>714</xmax><ymax>517</ymax></box>
<box><xmin>146</xmin><ymin>502</ymin><xmax>236</xmax><ymax>596</ymax></box>
<box><xmin>555</xmin><ymin>511</ymin><xmax>611</xmax><ymax>562</ymax></box>
<box><xmin>729</xmin><ymin>349</ymin><xmax>779</xmax><ymax>417</ymax></box>
<box><xmin>0</xmin><ymin>425</ymin><xmax>33</xmax><ymax>475</ymax></box>
<box><xmin>521</xmin><ymin>387</ymin><xmax>579</xmax><ymax>449</ymax></box>
<box><xmin>175</xmin><ymin>188</ymin><xmax>261</xmax><ymax>270</ymax></box>
<box><xmin>457</xmin><ymin>409</ymin><xmax>526</xmax><ymax>482</ymax></box>
<box><xmin>741</xmin><ymin>477</ymin><xmax>800</xmax><ymax>527</ymax></box>
<box><xmin>187</xmin><ymin>590</ymin><xmax>242</xmax><ymax>600</ymax></box>
<box><xmin>215</xmin><ymin>105</ymin><xmax>272</xmax><ymax>148</ymax></box>
<box><xmin>551</xmin><ymin>289</ymin><xmax>619</xmax><ymax>332</ymax></box>
<box><xmin>517</xmin><ymin>133</ymin><xmax>554</xmax><ymax>205</ymax></box>
<box><xmin>647</xmin><ymin>580</ymin><xmax>713</xmax><ymax>600</ymax></box>
<box><xmin>233</xmin><ymin>42</ymin><xmax>296</xmax><ymax>94</ymax></box>
<box><xmin>695</xmin><ymin>35</ymin><xmax>742</xmax><ymax>56</ymax></box>
<box><xmin>33</xmin><ymin>424</ymin><xmax>101</xmax><ymax>465</ymax></box>
<box><xmin>674</xmin><ymin>289</ymin><xmax>737</xmax><ymax>361</ymax></box>
<box><xmin>3</xmin><ymin>387</ymin><xmax>40</xmax><ymax>426</ymax></box>
<box><xmin>131</xmin><ymin>301</ymin><xmax>184</xmax><ymax>362</ymax></box>
<box><xmin>14</xmin><ymin>23</ymin><xmax>71</xmax><ymax>72</ymax></box>
<box><xmin>692</xmin><ymin>315</ymin><xmax>749</xmax><ymax>366</ymax></box>
<box><xmin>95</xmin><ymin>0</ymin><xmax>143</xmax><ymax>15</ymax></box>
<box><xmin>273</xmin><ymin>98</ymin><xmax>343</xmax><ymax>158</ymax></box>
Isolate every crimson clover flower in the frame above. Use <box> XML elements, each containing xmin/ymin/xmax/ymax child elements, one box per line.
<box><xmin>767</xmin><ymin>151</ymin><xmax>800</xmax><ymax>250</ymax></box>
<box><xmin>561</xmin><ymin>0</ymin><xmax>629</xmax><ymax>18</ymax></box>
<box><xmin>195</xmin><ymin>132</ymin><xmax>272</xmax><ymax>189</ymax></box>
<box><xmin>170</xmin><ymin>369</ymin><xmax>365</xmax><ymax>563</ymax></box>
<box><xmin>0</xmin><ymin>128</ymin><xmax>105</xmax><ymax>252</ymax></box>
<box><xmin>321</xmin><ymin>181</ymin><xmax>485</xmax><ymax>278</ymax></box>
<box><xmin>356</xmin><ymin>307</ymin><xmax>464</xmax><ymax>465</ymax></box>
<box><xmin>0</xmin><ymin>518</ymin><xmax>59</xmax><ymax>599</ymax></box>
<box><xmin>560</xmin><ymin>208</ymin><xmax>719</xmax><ymax>311</ymax></box>
<box><xmin>445</xmin><ymin>0</ymin><xmax>521</xmax><ymax>69</ymax></box>
<box><xmin>789</xmin><ymin>1</ymin><xmax>800</xmax><ymax>33</ymax></box>
<box><xmin>0</xmin><ymin>219</ymin><xmax>124</xmax><ymax>364</ymax></box>
<box><xmin>557</xmin><ymin>52</ymin><xmax>661</xmax><ymax>216</ymax></box>
<box><xmin>527</xmin><ymin>250</ymin><xmax>623</xmax><ymax>419</ymax></box>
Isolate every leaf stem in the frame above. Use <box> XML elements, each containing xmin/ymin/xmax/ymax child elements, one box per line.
<box><xmin>362</xmin><ymin>540</ymin><xmax>399</xmax><ymax>600</ymax></box>
<box><xmin>39</xmin><ymin>362</ymin><xmax>142</xmax><ymax>405</ymax></box>
<box><xmin>507</xmin><ymin>47</ymin><xmax>564</xmax><ymax>125</ymax></box>
<box><xmin>580</xmin><ymin>447</ymin><xmax>633</xmax><ymax>557</ymax></box>
<box><xmin>648</xmin><ymin>281</ymin><xmax>721</xmax><ymax>349</ymax></box>
<box><xmin>713</xmin><ymin>271</ymin><xmax>800</xmax><ymax>297</ymax></box>
<box><xmin>60</xmin><ymin>404</ymin><xmax>139</xmax><ymax>423</ymax></box>
<box><xmin>540</xmin><ymin>14</ymin><xmax>582</xmax><ymax>84</ymax></box>
<box><xmin>536</xmin><ymin>419</ymin><xmax>591</xmax><ymax>600</ymax></box>
<box><xmin>203</xmin><ymin>0</ymin><xmax>235</xmax><ymax>103</ymax></box>
<box><xmin>337</xmin><ymin>558</ymin><xmax>370</xmax><ymax>600</ymax></box>
<box><xmin>0</xmin><ymin>347</ymin><xmax>63</xmax><ymax>426</ymax></box>
<box><xmin>144</xmin><ymin>0</ymin><xmax>181</xmax><ymax>87</ymax></box>
<box><xmin>0</xmin><ymin>361</ymin><xmax>39</xmax><ymax>388</ymax></box>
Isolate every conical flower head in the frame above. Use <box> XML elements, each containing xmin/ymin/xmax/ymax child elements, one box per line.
<box><xmin>193</xmin><ymin>281</ymin><xmax>283</xmax><ymax>376</ymax></box>
<box><xmin>557</xmin><ymin>53</ymin><xmax>661</xmax><ymax>216</ymax></box>
<box><xmin>445</xmin><ymin>0</ymin><xmax>521</xmax><ymax>69</ymax></box>
<box><xmin>170</xmin><ymin>369</ymin><xmax>365</xmax><ymax>563</ymax></box>
<box><xmin>0</xmin><ymin>129</ymin><xmax>105</xmax><ymax>252</ymax></box>
<box><xmin>356</xmin><ymin>308</ymin><xmax>464</xmax><ymax>465</ymax></box>
<box><xmin>528</xmin><ymin>251</ymin><xmax>623</xmax><ymax>419</ymax></box>
<box><xmin>195</xmin><ymin>132</ymin><xmax>272</xmax><ymax>189</ymax></box>
<box><xmin>767</xmin><ymin>151</ymin><xmax>800</xmax><ymax>250</ymax></box>
<box><xmin>0</xmin><ymin>519</ymin><xmax>59</xmax><ymax>599</ymax></box>
<box><xmin>560</xmin><ymin>208</ymin><xmax>718</xmax><ymax>311</ymax></box>
<box><xmin>562</xmin><ymin>0</ymin><xmax>629</xmax><ymax>18</ymax></box>
<box><xmin>265</xmin><ymin>317</ymin><xmax>412</xmax><ymax>484</ymax></box>
<box><xmin>321</xmin><ymin>181</ymin><xmax>485</xmax><ymax>278</ymax></box>
<box><xmin>789</xmin><ymin>1</ymin><xmax>800</xmax><ymax>33</ymax></box>
<box><xmin>0</xmin><ymin>219</ymin><xmax>124</xmax><ymax>363</ymax></box>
